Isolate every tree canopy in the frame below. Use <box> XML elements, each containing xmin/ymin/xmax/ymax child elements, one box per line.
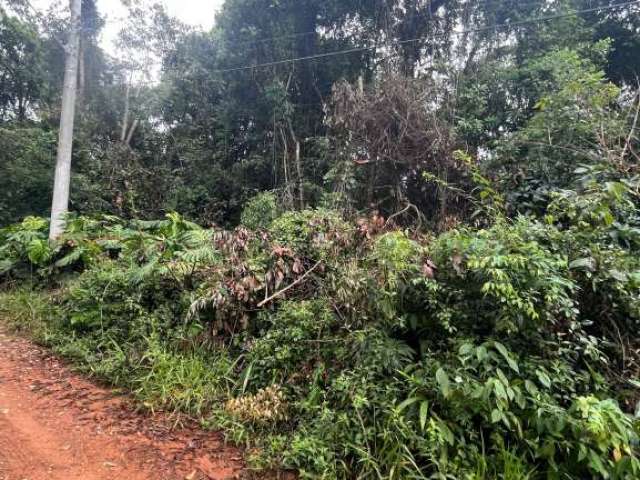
<box><xmin>0</xmin><ymin>0</ymin><xmax>637</xmax><ymax>226</ymax></box>
<box><xmin>1</xmin><ymin>1</ymin><xmax>640</xmax><ymax>478</ymax></box>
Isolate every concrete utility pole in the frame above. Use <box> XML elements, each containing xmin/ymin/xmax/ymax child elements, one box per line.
<box><xmin>49</xmin><ymin>0</ymin><xmax>82</xmax><ymax>241</ymax></box>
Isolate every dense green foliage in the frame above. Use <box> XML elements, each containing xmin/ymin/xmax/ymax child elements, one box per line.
<box><xmin>2</xmin><ymin>0</ymin><xmax>640</xmax><ymax>478</ymax></box>
<box><xmin>1</xmin><ymin>0</ymin><xmax>639</xmax><ymax>226</ymax></box>
<box><xmin>2</xmin><ymin>161</ymin><xmax>640</xmax><ymax>478</ymax></box>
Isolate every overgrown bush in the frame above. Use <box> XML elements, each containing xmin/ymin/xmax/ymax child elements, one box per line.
<box><xmin>241</xmin><ymin>191</ymin><xmax>280</xmax><ymax>230</ymax></box>
<box><xmin>1</xmin><ymin>177</ymin><xmax>640</xmax><ymax>479</ymax></box>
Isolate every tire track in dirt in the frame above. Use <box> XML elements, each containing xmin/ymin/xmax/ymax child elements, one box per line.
<box><xmin>0</xmin><ymin>328</ymin><xmax>244</xmax><ymax>480</ymax></box>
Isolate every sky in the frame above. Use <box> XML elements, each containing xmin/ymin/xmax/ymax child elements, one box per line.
<box><xmin>31</xmin><ymin>0</ymin><xmax>224</xmax><ymax>55</ymax></box>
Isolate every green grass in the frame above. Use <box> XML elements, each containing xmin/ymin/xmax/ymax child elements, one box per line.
<box><xmin>132</xmin><ymin>340</ymin><xmax>237</xmax><ymax>415</ymax></box>
<box><xmin>0</xmin><ymin>288</ymin><xmax>237</xmax><ymax>419</ymax></box>
<box><xmin>0</xmin><ymin>288</ymin><xmax>54</xmax><ymax>339</ymax></box>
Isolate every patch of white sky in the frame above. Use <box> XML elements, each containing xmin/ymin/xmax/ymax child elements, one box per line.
<box><xmin>29</xmin><ymin>0</ymin><xmax>223</xmax><ymax>56</ymax></box>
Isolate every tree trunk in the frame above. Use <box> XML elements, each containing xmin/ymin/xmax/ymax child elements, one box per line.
<box><xmin>400</xmin><ymin>0</ymin><xmax>419</xmax><ymax>77</ymax></box>
<box><xmin>125</xmin><ymin>118</ymin><xmax>139</xmax><ymax>147</ymax></box>
<box><xmin>77</xmin><ymin>38</ymin><xmax>85</xmax><ymax>113</ymax></box>
<box><xmin>399</xmin><ymin>0</ymin><xmax>447</xmax><ymax>76</ymax></box>
<box><xmin>295</xmin><ymin>1</ymin><xmax>318</xmax><ymax>102</ymax></box>
<box><xmin>279</xmin><ymin>126</ymin><xmax>294</xmax><ymax>210</ymax></box>
<box><xmin>121</xmin><ymin>81</ymin><xmax>131</xmax><ymax>143</ymax></box>
<box><xmin>49</xmin><ymin>0</ymin><xmax>82</xmax><ymax>241</ymax></box>
<box><xmin>287</xmin><ymin>119</ymin><xmax>304</xmax><ymax>208</ymax></box>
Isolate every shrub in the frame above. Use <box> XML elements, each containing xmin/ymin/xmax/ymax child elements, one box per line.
<box><xmin>1</xmin><ymin>173</ymin><xmax>640</xmax><ymax>479</ymax></box>
<box><xmin>247</xmin><ymin>301</ymin><xmax>336</xmax><ymax>384</ymax></box>
<box><xmin>268</xmin><ymin>208</ymin><xmax>353</xmax><ymax>260</ymax></box>
<box><xmin>425</xmin><ymin>218</ymin><xmax>577</xmax><ymax>334</ymax></box>
<box><xmin>241</xmin><ymin>191</ymin><xmax>280</xmax><ymax>230</ymax></box>
<box><xmin>0</xmin><ymin>216</ymin><xmax>51</xmax><ymax>278</ymax></box>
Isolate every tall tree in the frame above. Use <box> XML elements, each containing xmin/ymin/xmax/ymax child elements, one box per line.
<box><xmin>49</xmin><ymin>0</ymin><xmax>81</xmax><ymax>241</ymax></box>
<box><xmin>0</xmin><ymin>6</ymin><xmax>46</xmax><ymax>122</ymax></box>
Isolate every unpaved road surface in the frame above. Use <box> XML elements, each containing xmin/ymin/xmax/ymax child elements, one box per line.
<box><xmin>0</xmin><ymin>328</ymin><xmax>244</xmax><ymax>480</ymax></box>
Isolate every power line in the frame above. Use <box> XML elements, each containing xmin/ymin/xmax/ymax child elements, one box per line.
<box><xmin>210</xmin><ymin>0</ymin><xmax>610</xmax><ymax>49</ymax></box>
<box><xmin>158</xmin><ymin>0</ymin><xmax>621</xmax><ymax>50</ymax></box>
<box><xmin>18</xmin><ymin>0</ymin><xmax>630</xmax><ymax>55</ymax></box>
<box><xmin>153</xmin><ymin>0</ymin><xmax>635</xmax><ymax>81</ymax></box>
<box><xmin>17</xmin><ymin>0</ymin><xmax>638</xmax><ymax>87</ymax></box>
<box><xmin>212</xmin><ymin>0</ymin><xmax>640</xmax><ymax>74</ymax></box>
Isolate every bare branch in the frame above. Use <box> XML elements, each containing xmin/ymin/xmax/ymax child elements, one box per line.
<box><xmin>621</xmin><ymin>89</ymin><xmax>640</xmax><ymax>165</ymax></box>
<box><xmin>257</xmin><ymin>261</ymin><xmax>322</xmax><ymax>308</ymax></box>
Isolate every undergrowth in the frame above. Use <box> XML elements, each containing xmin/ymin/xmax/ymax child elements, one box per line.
<box><xmin>1</xmin><ymin>166</ymin><xmax>640</xmax><ymax>479</ymax></box>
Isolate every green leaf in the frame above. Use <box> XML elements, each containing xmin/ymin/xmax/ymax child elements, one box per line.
<box><xmin>515</xmin><ymin>390</ymin><xmax>527</xmax><ymax>409</ymax></box>
<box><xmin>397</xmin><ymin>396</ymin><xmax>421</xmax><ymax>413</ymax></box>
<box><xmin>476</xmin><ymin>345</ymin><xmax>488</xmax><ymax>362</ymax></box>
<box><xmin>26</xmin><ymin>238</ymin><xmax>51</xmax><ymax>265</ymax></box>
<box><xmin>525</xmin><ymin>380</ymin><xmax>539</xmax><ymax>396</ymax></box>
<box><xmin>419</xmin><ymin>400</ymin><xmax>429</xmax><ymax>431</ymax></box>
<box><xmin>536</xmin><ymin>369</ymin><xmax>552</xmax><ymax>389</ymax></box>
<box><xmin>569</xmin><ymin>257</ymin><xmax>597</xmax><ymax>272</ymax></box>
<box><xmin>496</xmin><ymin>368</ymin><xmax>509</xmax><ymax>386</ymax></box>
<box><xmin>0</xmin><ymin>258</ymin><xmax>16</xmax><ymax>274</ymax></box>
<box><xmin>491</xmin><ymin>408</ymin><xmax>502</xmax><ymax>423</ymax></box>
<box><xmin>578</xmin><ymin>444</ymin><xmax>588</xmax><ymax>462</ymax></box>
<box><xmin>54</xmin><ymin>248</ymin><xmax>83</xmax><ymax>268</ymax></box>
<box><xmin>494</xmin><ymin>381</ymin><xmax>508</xmax><ymax>402</ymax></box>
<box><xmin>609</xmin><ymin>270</ymin><xmax>628</xmax><ymax>282</ymax></box>
<box><xmin>440</xmin><ymin>422</ymin><xmax>455</xmax><ymax>446</ymax></box>
<box><xmin>587</xmin><ymin>449</ymin><xmax>608</xmax><ymax>476</ymax></box>
<box><xmin>458</xmin><ymin>343</ymin><xmax>473</xmax><ymax>356</ymax></box>
<box><xmin>241</xmin><ymin>361</ymin><xmax>253</xmax><ymax>394</ymax></box>
<box><xmin>494</xmin><ymin>341</ymin><xmax>519</xmax><ymax>373</ymax></box>
<box><xmin>436</xmin><ymin>368</ymin><xmax>451</xmax><ymax>398</ymax></box>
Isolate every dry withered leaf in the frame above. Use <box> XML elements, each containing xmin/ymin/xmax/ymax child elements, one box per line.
<box><xmin>452</xmin><ymin>253</ymin><xmax>464</xmax><ymax>275</ymax></box>
<box><xmin>422</xmin><ymin>259</ymin><xmax>437</xmax><ymax>279</ymax></box>
<box><xmin>292</xmin><ymin>258</ymin><xmax>303</xmax><ymax>274</ymax></box>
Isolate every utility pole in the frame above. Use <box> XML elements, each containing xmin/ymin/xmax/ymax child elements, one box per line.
<box><xmin>49</xmin><ymin>0</ymin><xmax>82</xmax><ymax>241</ymax></box>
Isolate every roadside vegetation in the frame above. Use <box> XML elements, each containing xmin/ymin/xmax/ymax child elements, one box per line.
<box><xmin>2</xmin><ymin>0</ymin><xmax>640</xmax><ymax>478</ymax></box>
<box><xmin>2</xmin><ymin>152</ymin><xmax>640</xmax><ymax>478</ymax></box>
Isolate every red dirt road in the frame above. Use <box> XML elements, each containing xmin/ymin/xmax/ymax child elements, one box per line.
<box><xmin>0</xmin><ymin>329</ymin><xmax>244</xmax><ymax>480</ymax></box>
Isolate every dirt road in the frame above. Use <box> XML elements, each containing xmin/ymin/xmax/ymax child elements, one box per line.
<box><xmin>0</xmin><ymin>328</ymin><xmax>244</xmax><ymax>480</ymax></box>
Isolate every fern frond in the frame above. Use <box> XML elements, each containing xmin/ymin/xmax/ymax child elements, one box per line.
<box><xmin>180</xmin><ymin>229</ymin><xmax>214</xmax><ymax>249</ymax></box>
<box><xmin>129</xmin><ymin>258</ymin><xmax>161</xmax><ymax>284</ymax></box>
<box><xmin>0</xmin><ymin>258</ymin><xmax>16</xmax><ymax>275</ymax></box>
<box><xmin>26</xmin><ymin>239</ymin><xmax>53</xmax><ymax>265</ymax></box>
<box><xmin>131</xmin><ymin>219</ymin><xmax>169</xmax><ymax>231</ymax></box>
<box><xmin>54</xmin><ymin>248</ymin><xmax>84</xmax><ymax>268</ymax></box>
<box><xmin>177</xmin><ymin>246</ymin><xmax>219</xmax><ymax>266</ymax></box>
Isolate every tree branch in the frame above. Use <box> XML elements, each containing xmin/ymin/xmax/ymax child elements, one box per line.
<box><xmin>257</xmin><ymin>261</ymin><xmax>321</xmax><ymax>308</ymax></box>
